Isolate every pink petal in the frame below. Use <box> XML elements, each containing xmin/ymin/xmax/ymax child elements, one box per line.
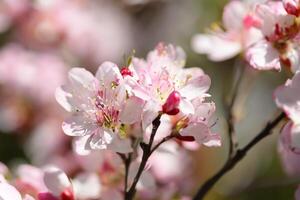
<box><xmin>62</xmin><ymin>115</ymin><xmax>97</xmax><ymax>136</ymax></box>
<box><xmin>89</xmin><ymin>129</ymin><xmax>113</xmax><ymax>150</ymax></box>
<box><xmin>246</xmin><ymin>40</ymin><xmax>281</xmax><ymax>70</ymax></box>
<box><xmin>180</xmin><ymin>122</ymin><xmax>220</xmax><ymax>146</ymax></box>
<box><xmin>72</xmin><ymin>135</ymin><xmax>92</xmax><ymax>156</ymax></box>
<box><xmin>179</xmin><ymin>74</ymin><xmax>211</xmax><ymax>100</ymax></box>
<box><xmin>0</xmin><ymin>182</ymin><xmax>22</xmax><ymax>200</ymax></box>
<box><xmin>274</xmin><ymin>72</ymin><xmax>300</xmax><ymax>124</ymax></box>
<box><xmin>68</xmin><ymin>67</ymin><xmax>95</xmax><ymax>90</ymax></box>
<box><xmin>43</xmin><ymin>167</ymin><xmax>72</xmax><ymax>196</ymax></box>
<box><xmin>191</xmin><ymin>33</ymin><xmax>241</xmax><ymax>61</ymax></box>
<box><xmin>108</xmin><ymin>135</ymin><xmax>133</xmax><ymax>153</ymax></box>
<box><xmin>38</xmin><ymin>192</ymin><xmax>59</xmax><ymax>200</ymax></box>
<box><xmin>142</xmin><ymin>100</ymin><xmax>160</xmax><ymax>131</ymax></box>
<box><xmin>95</xmin><ymin>61</ymin><xmax>122</xmax><ymax>87</ymax></box>
<box><xmin>223</xmin><ymin>1</ymin><xmax>247</xmax><ymax>30</ymax></box>
<box><xmin>120</xmin><ymin>96</ymin><xmax>144</xmax><ymax>124</ymax></box>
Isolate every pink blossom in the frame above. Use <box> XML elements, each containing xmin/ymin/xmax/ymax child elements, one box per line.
<box><xmin>0</xmin><ymin>0</ymin><xmax>29</xmax><ymax>33</ymax></box>
<box><xmin>56</xmin><ymin>62</ymin><xmax>144</xmax><ymax>154</ymax></box>
<box><xmin>0</xmin><ymin>44</ymin><xmax>67</xmax><ymax>104</ymax></box>
<box><xmin>124</xmin><ymin>43</ymin><xmax>221</xmax><ymax>147</ymax></box>
<box><xmin>246</xmin><ymin>1</ymin><xmax>300</xmax><ymax>70</ymax></box>
<box><xmin>129</xmin><ymin>44</ymin><xmax>212</xmax><ymax>131</ymax></box>
<box><xmin>18</xmin><ymin>0</ymin><xmax>133</xmax><ymax>66</ymax></box>
<box><xmin>39</xmin><ymin>166</ymin><xmax>74</xmax><ymax>200</ymax></box>
<box><xmin>283</xmin><ymin>0</ymin><xmax>300</xmax><ymax>16</ymax></box>
<box><xmin>274</xmin><ymin>72</ymin><xmax>300</xmax><ymax>124</ymax></box>
<box><xmin>192</xmin><ymin>0</ymin><xmax>263</xmax><ymax>61</ymax></box>
<box><xmin>278</xmin><ymin>122</ymin><xmax>300</xmax><ymax>176</ymax></box>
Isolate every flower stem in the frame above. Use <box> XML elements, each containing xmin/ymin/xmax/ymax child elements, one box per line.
<box><xmin>125</xmin><ymin>115</ymin><xmax>161</xmax><ymax>200</ymax></box>
<box><xmin>192</xmin><ymin>112</ymin><xmax>285</xmax><ymax>200</ymax></box>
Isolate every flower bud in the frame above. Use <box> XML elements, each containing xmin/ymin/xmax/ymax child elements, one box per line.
<box><xmin>283</xmin><ymin>0</ymin><xmax>300</xmax><ymax>16</ymax></box>
<box><xmin>120</xmin><ymin>67</ymin><xmax>133</xmax><ymax>77</ymax></box>
<box><xmin>60</xmin><ymin>189</ymin><xmax>74</xmax><ymax>200</ymax></box>
<box><xmin>162</xmin><ymin>91</ymin><xmax>181</xmax><ymax>115</ymax></box>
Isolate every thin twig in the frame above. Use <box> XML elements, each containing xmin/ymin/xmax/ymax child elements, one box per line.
<box><xmin>125</xmin><ymin>115</ymin><xmax>162</xmax><ymax>200</ymax></box>
<box><xmin>124</xmin><ymin>153</ymin><xmax>132</xmax><ymax>193</ymax></box>
<box><xmin>227</xmin><ymin>60</ymin><xmax>245</xmax><ymax>157</ymax></box>
<box><xmin>192</xmin><ymin>112</ymin><xmax>285</xmax><ymax>200</ymax></box>
<box><xmin>117</xmin><ymin>153</ymin><xmax>131</xmax><ymax>195</ymax></box>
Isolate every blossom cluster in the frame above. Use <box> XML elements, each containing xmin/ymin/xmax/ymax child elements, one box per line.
<box><xmin>192</xmin><ymin>0</ymin><xmax>300</xmax><ymax>198</ymax></box>
<box><xmin>0</xmin><ymin>43</ymin><xmax>220</xmax><ymax>200</ymax></box>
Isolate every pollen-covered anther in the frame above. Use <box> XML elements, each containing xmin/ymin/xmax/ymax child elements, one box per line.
<box><xmin>162</xmin><ymin>91</ymin><xmax>181</xmax><ymax>115</ymax></box>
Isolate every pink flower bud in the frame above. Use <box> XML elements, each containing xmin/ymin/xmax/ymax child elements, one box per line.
<box><xmin>284</xmin><ymin>0</ymin><xmax>300</xmax><ymax>16</ymax></box>
<box><xmin>120</xmin><ymin>67</ymin><xmax>133</xmax><ymax>77</ymax></box>
<box><xmin>60</xmin><ymin>189</ymin><xmax>74</xmax><ymax>200</ymax></box>
<box><xmin>162</xmin><ymin>91</ymin><xmax>181</xmax><ymax>115</ymax></box>
<box><xmin>38</xmin><ymin>192</ymin><xmax>59</xmax><ymax>200</ymax></box>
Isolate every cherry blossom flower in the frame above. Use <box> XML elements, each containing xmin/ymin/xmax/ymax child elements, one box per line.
<box><xmin>278</xmin><ymin>122</ymin><xmax>300</xmax><ymax>176</ymax></box>
<box><xmin>275</xmin><ymin>72</ymin><xmax>300</xmax><ymax>179</ymax></box>
<box><xmin>38</xmin><ymin>167</ymin><xmax>74</xmax><ymax>200</ymax></box>
<box><xmin>18</xmin><ymin>0</ymin><xmax>133</xmax><ymax>66</ymax></box>
<box><xmin>191</xmin><ymin>0</ymin><xmax>263</xmax><ymax>61</ymax></box>
<box><xmin>274</xmin><ymin>72</ymin><xmax>300</xmax><ymax>125</ymax></box>
<box><xmin>56</xmin><ymin>62</ymin><xmax>144</xmax><ymax>154</ymax></box>
<box><xmin>246</xmin><ymin>1</ymin><xmax>300</xmax><ymax>70</ymax></box>
<box><xmin>125</xmin><ymin>43</ymin><xmax>221</xmax><ymax>146</ymax></box>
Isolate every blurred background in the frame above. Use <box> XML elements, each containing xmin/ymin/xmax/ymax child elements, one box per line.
<box><xmin>0</xmin><ymin>0</ymin><xmax>297</xmax><ymax>199</ymax></box>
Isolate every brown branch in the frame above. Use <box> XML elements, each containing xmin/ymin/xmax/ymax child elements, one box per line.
<box><xmin>192</xmin><ymin>112</ymin><xmax>285</xmax><ymax>200</ymax></box>
<box><xmin>125</xmin><ymin>115</ymin><xmax>161</xmax><ymax>200</ymax></box>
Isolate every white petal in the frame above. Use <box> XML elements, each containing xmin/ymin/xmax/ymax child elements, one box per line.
<box><xmin>73</xmin><ymin>135</ymin><xmax>92</xmax><ymax>156</ymax></box>
<box><xmin>246</xmin><ymin>40</ymin><xmax>281</xmax><ymax>70</ymax></box>
<box><xmin>291</xmin><ymin>124</ymin><xmax>300</xmax><ymax>149</ymax></box>
<box><xmin>68</xmin><ymin>67</ymin><xmax>95</xmax><ymax>90</ymax></box>
<box><xmin>223</xmin><ymin>1</ymin><xmax>247</xmax><ymax>30</ymax></box>
<box><xmin>203</xmin><ymin>134</ymin><xmax>222</xmax><ymax>147</ymax></box>
<box><xmin>96</xmin><ymin>62</ymin><xmax>122</xmax><ymax>87</ymax></box>
<box><xmin>62</xmin><ymin>115</ymin><xmax>97</xmax><ymax>136</ymax></box>
<box><xmin>191</xmin><ymin>33</ymin><xmax>242</xmax><ymax>61</ymax></box>
<box><xmin>178</xmin><ymin>98</ymin><xmax>194</xmax><ymax>116</ymax></box>
<box><xmin>120</xmin><ymin>96</ymin><xmax>144</xmax><ymax>124</ymax></box>
<box><xmin>179</xmin><ymin>74</ymin><xmax>211</xmax><ymax>100</ymax></box>
<box><xmin>274</xmin><ymin>72</ymin><xmax>300</xmax><ymax>123</ymax></box>
<box><xmin>23</xmin><ymin>194</ymin><xmax>35</xmax><ymax>200</ymax></box>
<box><xmin>89</xmin><ymin>129</ymin><xmax>113</xmax><ymax>150</ymax></box>
<box><xmin>180</xmin><ymin>122</ymin><xmax>221</xmax><ymax>146</ymax></box>
<box><xmin>55</xmin><ymin>86</ymin><xmax>73</xmax><ymax>112</ymax></box>
<box><xmin>108</xmin><ymin>135</ymin><xmax>133</xmax><ymax>153</ymax></box>
<box><xmin>43</xmin><ymin>166</ymin><xmax>71</xmax><ymax>196</ymax></box>
<box><xmin>142</xmin><ymin>100</ymin><xmax>160</xmax><ymax>131</ymax></box>
<box><xmin>0</xmin><ymin>182</ymin><xmax>22</xmax><ymax>200</ymax></box>
<box><xmin>73</xmin><ymin>173</ymin><xmax>101</xmax><ymax>199</ymax></box>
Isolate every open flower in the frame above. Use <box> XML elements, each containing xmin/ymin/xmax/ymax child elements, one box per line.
<box><xmin>191</xmin><ymin>0</ymin><xmax>262</xmax><ymax>61</ymax></box>
<box><xmin>274</xmin><ymin>72</ymin><xmax>300</xmax><ymax>124</ymax></box>
<box><xmin>125</xmin><ymin>43</ymin><xmax>220</xmax><ymax>147</ymax></box>
<box><xmin>275</xmin><ymin>73</ymin><xmax>300</xmax><ymax>179</ymax></box>
<box><xmin>129</xmin><ymin>43</ymin><xmax>211</xmax><ymax>131</ymax></box>
<box><xmin>56</xmin><ymin>62</ymin><xmax>144</xmax><ymax>154</ymax></box>
<box><xmin>246</xmin><ymin>1</ymin><xmax>300</xmax><ymax>70</ymax></box>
